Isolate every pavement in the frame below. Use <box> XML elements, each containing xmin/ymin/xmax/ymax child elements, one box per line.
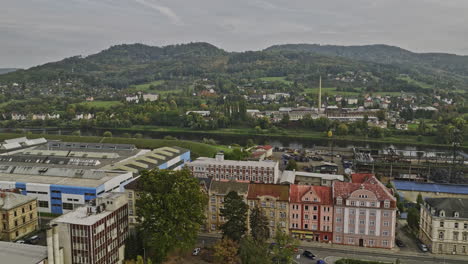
<box><xmin>198</xmin><ymin>233</ymin><xmax>468</xmax><ymax>264</ymax></box>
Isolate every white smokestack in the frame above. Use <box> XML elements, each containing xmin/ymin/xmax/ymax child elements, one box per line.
<box><xmin>318</xmin><ymin>75</ymin><xmax>322</xmax><ymax>112</ymax></box>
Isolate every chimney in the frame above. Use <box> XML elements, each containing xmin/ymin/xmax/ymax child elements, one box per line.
<box><xmin>52</xmin><ymin>224</ymin><xmax>60</xmax><ymax>264</ymax></box>
<box><xmin>318</xmin><ymin>75</ymin><xmax>322</xmax><ymax>112</ymax></box>
<box><xmin>215</xmin><ymin>152</ymin><xmax>224</xmax><ymax>162</ymax></box>
<box><xmin>46</xmin><ymin>228</ymin><xmax>54</xmax><ymax>264</ymax></box>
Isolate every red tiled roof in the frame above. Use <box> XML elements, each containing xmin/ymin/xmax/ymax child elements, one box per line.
<box><xmin>247</xmin><ymin>183</ymin><xmax>289</xmax><ymax>201</ymax></box>
<box><xmin>333</xmin><ymin>176</ymin><xmax>395</xmax><ymax>202</ymax></box>
<box><xmin>351</xmin><ymin>173</ymin><xmax>374</xmax><ymax>183</ymax></box>
<box><xmin>289</xmin><ymin>185</ymin><xmax>333</xmax><ymax>205</ymax></box>
<box><xmin>257</xmin><ymin>145</ymin><xmax>273</xmax><ymax>150</ymax></box>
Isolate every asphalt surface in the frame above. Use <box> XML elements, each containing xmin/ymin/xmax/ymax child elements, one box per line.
<box><xmin>198</xmin><ymin>235</ymin><xmax>468</xmax><ymax>264</ymax></box>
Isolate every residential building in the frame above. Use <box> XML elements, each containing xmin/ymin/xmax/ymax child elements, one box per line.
<box><xmin>332</xmin><ymin>176</ymin><xmax>397</xmax><ymax>248</ymax></box>
<box><xmin>289</xmin><ymin>185</ymin><xmax>333</xmax><ymax>242</ymax></box>
<box><xmin>207</xmin><ymin>181</ymin><xmax>249</xmax><ymax>232</ymax></box>
<box><xmin>419</xmin><ymin>198</ymin><xmax>468</xmax><ymax>255</ymax></box>
<box><xmin>142</xmin><ymin>93</ymin><xmax>159</xmax><ymax>102</ymax></box>
<box><xmin>0</xmin><ymin>192</ymin><xmax>39</xmax><ymax>241</ymax></box>
<box><xmin>247</xmin><ymin>183</ymin><xmax>289</xmax><ymax>236</ymax></box>
<box><xmin>51</xmin><ymin>192</ymin><xmax>129</xmax><ymax>264</ymax></box>
<box><xmin>186</xmin><ymin>110</ymin><xmax>211</xmax><ymax>117</ymax></box>
<box><xmin>0</xmin><ymin>241</ymin><xmax>48</xmax><ymax>264</ymax></box>
<box><xmin>188</xmin><ymin>152</ymin><xmax>280</xmax><ymax>183</ymax></box>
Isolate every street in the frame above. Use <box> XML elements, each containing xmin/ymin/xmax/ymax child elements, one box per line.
<box><xmin>198</xmin><ymin>235</ymin><xmax>468</xmax><ymax>264</ymax></box>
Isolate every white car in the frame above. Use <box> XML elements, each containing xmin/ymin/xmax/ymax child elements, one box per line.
<box><xmin>15</xmin><ymin>240</ymin><xmax>25</xmax><ymax>244</ymax></box>
<box><xmin>192</xmin><ymin>248</ymin><xmax>201</xmax><ymax>256</ymax></box>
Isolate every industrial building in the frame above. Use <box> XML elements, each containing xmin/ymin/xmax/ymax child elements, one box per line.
<box><xmin>0</xmin><ymin>138</ymin><xmax>190</xmax><ymax>214</ymax></box>
<box><xmin>393</xmin><ymin>181</ymin><xmax>468</xmax><ymax>202</ymax></box>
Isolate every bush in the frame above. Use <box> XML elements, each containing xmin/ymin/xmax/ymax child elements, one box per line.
<box><xmin>164</xmin><ymin>135</ymin><xmax>177</xmax><ymax>140</ymax></box>
<box><xmin>122</xmin><ymin>133</ymin><xmax>131</xmax><ymax>138</ymax></box>
<box><xmin>134</xmin><ymin>133</ymin><xmax>143</xmax><ymax>138</ymax></box>
<box><xmin>103</xmin><ymin>131</ymin><xmax>112</xmax><ymax>137</ymax></box>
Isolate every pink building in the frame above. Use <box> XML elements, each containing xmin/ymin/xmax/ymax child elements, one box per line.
<box><xmin>289</xmin><ymin>185</ymin><xmax>333</xmax><ymax>242</ymax></box>
<box><xmin>332</xmin><ymin>176</ymin><xmax>397</xmax><ymax>248</ymax></box>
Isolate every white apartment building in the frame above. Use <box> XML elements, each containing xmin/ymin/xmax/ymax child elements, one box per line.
<box><xmin>419</xmin><ymin>198</ymin><xmax>468</xmax><ymax>255</ymax></box>
<box><xmin>187</xmin><ymin>152</ymin><xmax>280</xmax><ymax>183</ymax></box>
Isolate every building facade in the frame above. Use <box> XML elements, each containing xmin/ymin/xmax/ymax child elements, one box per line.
<box><xmin>188</xmin><ymin>152</ymin><xmax>280</xmax><ymax>183</ymax></box>
<box><xmin>419</xmin><ymin>198</ymin><xmax>468</xmax><ymax>255</ymax></box>
<box><xmin>52</xmin><ymin>193</ymin><xmax>129</xmax><ymax>264</ymax></box>
<box><xmin>332</xmin><ymin>176</ymin><xmax>397</xmax><ymax>249</ymax></box>
<box><xmin>289</xmin><ymin>185</ymin><xmax>333</xmax><ymax>242</ymax></box>
<box><xmin>207</xmin><ymin>181</ymin><xmax>249</xmax><ymax>232</ymax></box>
<box><xmin>0</xmin><ymin>192</ymin><xmax>38</xmax><ymax>241</ymax></box>
<box><xmin>247</xmin><ymin>183</ymin><xmax>289</xmax><ymax>236</ymax></box>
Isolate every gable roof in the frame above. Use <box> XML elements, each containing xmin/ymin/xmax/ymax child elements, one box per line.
<box><xmin>289</xmin><ymin>185</ymin><xmax>332</xmax><ymax>204</ymax></box>
<box><xmin>247</xmin><ymin>183</ymin><xmax>289</xmax><ymax>201</ymax></box>
<box><xmin>0</xmin><ymin>192</ymin><xmax>36</xmax><ymax>210</ymax></box>
<box><xmin>333</xmin><ymin>176</ymin><xmax>395</xmax><ymax>202</ymax></box>
<box><xmin>351</xmin><ymin>173</ymin><xmax>374</xmax><ymax>183</ymax></box>
<box><xmin>425</xmin><ymin>198</ymin><xmax>468</xmax><ymax>218</ymax></box>
<box><xmin>210</xmin><ymin>181</ymin><xmax>249</xmax><ymax>195</ymax></box>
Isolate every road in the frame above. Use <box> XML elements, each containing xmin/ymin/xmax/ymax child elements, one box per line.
<box><xmin>198</xmin><ymin>235</ymin><xmax>467</xmax><ymax>264</ymax></box>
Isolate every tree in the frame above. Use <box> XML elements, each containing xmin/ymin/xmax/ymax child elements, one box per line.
<box><xmin>122</xmin><ymin>132</ymin><xmax>131</xmax><ymax>138</ymax></box>
<box><xmin>417</xmin><ymin>193</ymin><xmax>424</xmax><ymax>207</ymax></box>
<box><xmin>270</xmin><ymin>226</ymin><xmax>299</xmax><ymax>264</ymax></box>
<box><xmin>376</xmin><ymin>110</ymin><xmax>386</xmax><ymax>121</ymax></box>
<box><xmin>136</xmin><ymin>169</ymin><xmax>207</xmax><ymax>263</ymax></box>
<box><xmin>285</xmin><ymin>159</ymin><xmax>297</xmax><ymax>171</ymax></box>
<box><xmin>249</xmin><ymin>206</ymin><xmax>270</xmax><ymax>242</ymax></box>
<box><xmin>134</xmin><ymin>133</ymin><xmax>143</xmax><ymax>138</ymax></box>
<box><xmin>368</xmin><ymin>126</ymin><xmax>384</xmax><ymax>138</ymax></box>
<box><xmin>213</xmin><ymin>239</ymin><xmax>239</xmax><ymax>264</ymax></box>
<box><xmin>239</xmin><ymin>236</ymin><xmax>272</xmax><ymax>264</ymax></box>
<box><xmin>103</xmin><ymin>131</ymin><xmax>112</xmax><ymax>137</ymax></box>
<box><xmin>407</xmin><ymin>207</ymin><xmax>420</xmax><ymax>231</ymax></box>
<box><xmin>336</xmin><ymin>123</ymin><xmax>349</xmax><ymax>136</ymax></box>
<box><xmin>220</xmin><ymin>191</ymin><xmax>248</xmax><ymax>242</ymax></box>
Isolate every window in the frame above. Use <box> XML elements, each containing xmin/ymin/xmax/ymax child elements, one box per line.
<box><xmin>336</xmin><ymin>227</ymin><xmax>342</xmax><ymax>232</ymax></box>
<box><xmin>360</xmin><ymin>220</ymin><xmax>365</xmax><ymax>225</ymax></box>
<box><xmin>313</xmin><ymin>206</ymin><xmax>318</xmax><ymax>211</ymax></box>
<box><xmin>360</xmin><ymin>201</ymin><xmax>365</xmax><ymax>206</ymax></box>
<box><xmin>210</xmin><ymin>196</ymin><xmax>216</xmax><ymax>203</ymax></box>
<box><xmin>305</xmin><ymin>214</ymin><xmax>309</xmax><ymax>219</ymax></box>
<box><xmin>382</xmin><ymin>231</ymin><xmax>389</xmax><ymax>236</ymax></box>
<box><xmin>313</xmin><ymin>215</ymin><xmax>317</xmax><ymax>220</ymax></box>
<box><xmin>305</xmin><ymin>205</ymin><xmax>309</xmax><ymax>211</ymax></box>
<box><xmin>337</xmin><ymin>197</ymin><xmax>342</xmax><ymax>205</ymax></box>
<box><xmin>336</xmin><ymin>208</ymin><xmax>342</xmax><ymax>213</ymax></box>
<box><xmin>465</xmin><ymin>223</ymin><xmax>468</xmax><ymax>229</ymax></box>
<box><xmin>463</xmin><ymin>233</ymin><xmax>467</xmax><ymax>241</ymax></box>
<box><xmin>351</xmin><ymin>201</ymin><xmax>356</xmax><ymax>206</ymax></box>
<box><xmin>350</xmin><ymin>209</ymin><xmax>355</xmax><ymax>215</ymax></box>
<box><xmin>454</xmin><ymin>232</ymin><xmax>459</xmax><ymax>241</ymax></box>
<box><xmin>369</xmin><ymin>230</ymin><xmax>375</xmax><ymax>235</ymax></box>
<box><xmin>348</xmin><ymin>237</ymin><xmax>354</xmax><ymax>244</ymax></box>
<box><xmin>360</xmin><ymin>210</ymin><xmax>365</xmax><ymax>216</ymax></box>
<box><xmin>384</xmin><ymin>200</ymin><xmax>390</xmax><ymax>208</ymax></box>
<box><xmin>211</xmin><ymin>215</ymin><xmax>216</xmax><ymax>220</ymax></box>
<box><xmin>382</xmin><ymin>240</ymin><xmax>388</xmax><ymax>247</ymax></box>
<box><xmin>304</xmin><ymin>224</ymin><xmax>308</xmax><ymax>229</ymax></box>
<box><xmin>14</xmin><ymin>211</ymin><xmax>17</xmax><ymax>217</ymax></box>
<box><xmin>336</xmin><ymin>217</ymin><xmax>342</xmax><ymax>223</ymax></box>
<box><xmin>38</xmin><ymin>201</ymin><xmax>49</xmax><ymax>208</ymax></box>
<box><xmin>370</xmin><ymin>202</ymin><xmax>376</xmax><ymax>207</ymax></box>
<box><xmin>370</xmin><ymin>221</ymin><xmax>375</xmax><ymax>226</ymax></box>
<box><xmin>360</xmin><ymin>229</ymin><xmax>365</xmax><ymax>234</ymax></box>
<box><xmin>383</xmin><ymin>211</ymin><xmax>389</xmax><ymax>217</ymax></box>
<box><xmin>369</xmin><ymin>240</ymin><xmax>375</xmax><ymax>246</ymax></box>
<box><xmin>335</xmin><ymin>236</ymin><xmax>341</xmax><ymax>242</ymax></box>
<box><xmin>455</xmin><ymin>223</ymin><xmax>459</xmax><ymax>228</ymax></box>
<box><xmin>439</xmin><ymin>231</ymin><xmax>444</xmax><ymax>240</ymax></box>
<box><xmin>370</xmin><ymin>210</ymin><xmax>376</xmax><ymax>216</ymax></box>
<box><xmin>440</xmin><ymin>221</ymin><xmax>444</xmax><ymax>228</ymax></box>
<box><xmin>384</xmin><ymin>221</ymin><xmax>389</xmax><ymax>227</ymax></box>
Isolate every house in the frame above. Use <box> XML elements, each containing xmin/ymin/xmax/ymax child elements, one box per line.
<box><xmin>74</xmin><ymin>113</ymin><xmax>94</xmax><ymax>120</ymax></box>
<box><xmin>251</xmin><ymin>145</ymin><xmax>273</xmax><ymax>158</ymax></box>
<box><xmin>126</xmin><ymin>95</ymin><xmax>139</xmax><ymax>103</ymax></box>
<box><xmin>419</xmin><ymin>198</ymin><xmax>468</xmax><ymax>255</ymax></box>
<box><xmin>247</xmin><ymin>183</ymin><xmax>290</xmax><ymax>236</ymax></box>
<box><xmin>11</xmin><ymin>113</ymin><xmax>26</xmax><ymax>121</ymax></box>
<box><xmin>85</xmin><ymin>96</ymin><xmax>94</xmax><ymax>101</ymax></box>
<box><xmin>309</xmin><ymin>161</ymin><xmax>339</xmax><ymax>174</ymax></box>
<box><xmin>332</xmin><ymin>176</ymin><xmax>397</xmax><ymax>249</ymax></box>
<box><xmin>364</xmin><ymin>97</ymin><xmax>374</xmax><ymax>108</ymax></box>
<box><xmin>142</xmin><ymin>93</ymin><xmax>159</xmax><ymax>102</ymax></box>
<box><xmin>289</xmin><ymin>185</ymin><xmax>333</xmax><ymax>242</ymax></box>
<box><xmin>0</xmin><ymin>192</ymin><xmax>39</xmax><ymax>241</ymax></box>
<box><xmin>186</xmin><ymin>111</ymin><xmax>210</xmax><ymax>117</ymax></box>
<box><xmin>347</xmin><ymin>98</ymin><xmax>358</xmax><ymax>105</ymax></box>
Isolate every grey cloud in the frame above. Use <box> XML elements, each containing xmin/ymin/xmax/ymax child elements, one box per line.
<box><xmin>1</xmin><ymin>0</ymin><xmax>467</xmax><ymax>68</ymax></box>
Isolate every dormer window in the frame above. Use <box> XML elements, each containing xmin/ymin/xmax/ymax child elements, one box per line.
<box><xmin>384</xmin><ymin>200</ymin><xmax>390</xmax><ymax>208</ymax></box>
<box><xmin>440</xmin><ymin>210</ymin><xmax>445</xmax><ymax>217</ymax></box>
<box><xmin>313</xmin><ymin>198</ymin><xmax>318</xmax><ymax>202</ymax></box>
<box><xmin>454</xmin><ymin>212</ymin><xmax>459</xmax><ymax>218</ymax></box>
<box><xmin>337</xmin><ymin>197</ymin><xmax>342</xmax><ymax>205</ymax></box>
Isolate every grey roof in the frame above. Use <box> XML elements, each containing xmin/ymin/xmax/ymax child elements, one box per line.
<box><xmin>210</xmin><ymin>181</ymin><xmax>249</xmax><ymax>195</ymax></box>
<box><xmin>0</xmin><ymin>192</ymin><xmax>36</xmax><ymax>210</ymax></box>
<box><xmin>0</xmin><ymin>242</ymin><xmax>47</xmax><ymax>264</ymax></box>
<box><xmin>425</xmin><ymin>198</ymin><xmax>468</xmax><ymax>219</ymax></box>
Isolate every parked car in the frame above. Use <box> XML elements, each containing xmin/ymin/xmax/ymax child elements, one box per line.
<box><xmin>192</xmin><ymin>248</ymin><xmax>201</xmax><ymax>256</ymax></box>
<box><xmin>26</xmin><ymin>235</ymin><xmax>39</xmax><ymax>245</ymax></box>
<box><xmin>303</xmin><ymin>250</ymin><xmax>316</xmax><ymax>259</ymax></box>
<box><xmin>395</xmin><ymin>239</ymin><xmax>405</xmax><ymax>247</ymax></box>
<box><xmin>417</xmin><ymin>242</ymin><xmax>428</xmax><ymax>252</ymax></box>
<box><xmin>316</xmin><ymin>260</ymin><xmax>326</xmax><ymax>264</ymax></box>
<box><xmin>15</xmin><ymin>240</ymin><xmax>25</xmax><ymax>244</ymax></box>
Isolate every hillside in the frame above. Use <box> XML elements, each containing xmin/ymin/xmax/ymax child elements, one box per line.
<box><xmin>0</xmin><ymin>42</ymin><xmax>466</xmax><ymax>99</ymax></box>
<box><xmin>265</xmin><ymin>44</ymin><xmax>468</xmax><ymax>87</ymax></box>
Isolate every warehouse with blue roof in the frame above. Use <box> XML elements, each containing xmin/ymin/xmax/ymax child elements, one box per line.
<box><xmin>392</xmin><ymin>180</ymin><xmax>468</xmax><ymax>202</ymax></box>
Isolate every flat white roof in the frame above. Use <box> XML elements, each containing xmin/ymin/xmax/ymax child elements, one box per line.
<box><xmin>0</xmin><ymin>241</ymin><xmax>47</xmax><ymax>264</ymax></box>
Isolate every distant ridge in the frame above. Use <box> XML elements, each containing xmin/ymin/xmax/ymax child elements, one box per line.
<box><xmin>0</xmin><ymin>68</ymin><xmax>19</xmax><ymax>75</ymax></box>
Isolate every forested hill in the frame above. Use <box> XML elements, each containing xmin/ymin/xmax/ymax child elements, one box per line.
<box><xmin>0</xmin><ymin>42</ymin><xmax>467</xmax><ymax>96</ymax></box>
<box><xmin>265</xmin><ymin>44</ymin><xmax>468</xmax><ymax>84</ymax></box>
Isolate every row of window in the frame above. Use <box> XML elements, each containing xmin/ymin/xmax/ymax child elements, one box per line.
<box><xmin>336</xmin><ymin>208</ymin><xmax>392</xmax><ymax>217</ymax></box>
<box><xmin>439</xmin><ymin>221</ymin><xmax>468</xmax><ymax>229</ymax></box>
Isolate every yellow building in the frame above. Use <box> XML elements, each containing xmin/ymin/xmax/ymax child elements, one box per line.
<box><xmin>0</xmin><ymin>192</ymin><xmax>38</xmax><ymax>241</ymax></box>
<box><xmin>208</xmin><ymin>181</ymin><xmax>249</xmax><ymax>232</ymax></box>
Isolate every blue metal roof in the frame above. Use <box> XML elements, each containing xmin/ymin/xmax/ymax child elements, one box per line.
<box><xmin>393</xmin><ymin>180</ymin><xmax>468</xmax><ymax>195</ymax></box>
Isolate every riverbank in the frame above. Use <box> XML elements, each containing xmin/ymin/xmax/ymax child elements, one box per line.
<box><xmin>0</xmin><ymin>133</ymin><xmax>229</xmax><ymax>158</ymax></box>
<box><xmin>108</xmin><ymin>125</ymin><xmax>467</xmax><ymax>151</ymax></box>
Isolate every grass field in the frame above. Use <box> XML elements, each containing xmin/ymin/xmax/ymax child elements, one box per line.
<box><xmin>259</xmin><ymin>76</ymin><xmax>293</xmax><ymax>85</ymax></box>
<box><xmin>304</xmin><ymin>87</ymin><xmax>361</xmax><ymax>96</ymax></box>
<box><xmin>0</xmin><ymin>99</ymin><xmax>27</xmax><ymax>107</ymax></box>
<box><xmin>76</xmin><ymin>100</ymin><xmax>123</xmax><ymax>109</ymax></box>
<box><xmin>397</xmin><ymin>76</ymin><xmax>433</xmax><ymax>89</ymax></box>
<box><xmin>131</xmin><ymin>80</ymin><xmax>165</xmax><ymax>91</ymax></box>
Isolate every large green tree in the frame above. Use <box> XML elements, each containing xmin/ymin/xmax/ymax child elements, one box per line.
<box><xmin>270</xmin><ymin>226</ymin><xmax>299</xmax><ymax>264</ymax></box>
<box><xmin>407</xmin><ymin>207</ymin><xmax>420</xmax><ymax>231</ymax></box>
<box><xmin>249</xmin><ymin>206</ymin><xmax>270</xmax><ymax>242</ymax></box>
<box><xmin>136</xmin><ymin>169</ymin><xmax>207</xmax><ymax>263</ymax></box>
<box><xmin>220</xmin><ymin>191</ymin><xmax>248</xmax><ymax>242</ymax></box>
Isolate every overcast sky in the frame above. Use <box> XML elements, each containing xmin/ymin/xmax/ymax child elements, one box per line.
<box><xmin>2</xmin><ymin>0</ymin><xmax>468</xmax><ymax>68</ymax></box>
